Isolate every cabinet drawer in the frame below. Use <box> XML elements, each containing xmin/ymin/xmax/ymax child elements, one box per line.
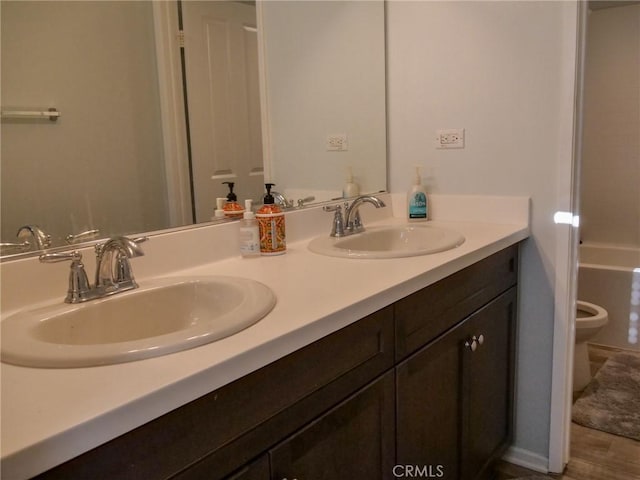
<box><xmin>395</xmin><ymin>245</ymin><xmax>518</xmax><ymax>360</ymax></box>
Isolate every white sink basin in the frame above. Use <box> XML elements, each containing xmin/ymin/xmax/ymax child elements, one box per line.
<box><xmin>308</xmin><ymin>224</ymin><xmax>465</xmax><ymax>259</ymax></box>
<box><xmin>1</xmin><ymin>276</ymin><xmax>276</xmax><ymax>368</ymax></box>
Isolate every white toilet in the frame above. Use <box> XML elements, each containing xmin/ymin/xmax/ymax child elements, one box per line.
<box><xmin>573</xmin><ymin>300</ymin><xmax>609</xmax><ymax>391</ymax></box>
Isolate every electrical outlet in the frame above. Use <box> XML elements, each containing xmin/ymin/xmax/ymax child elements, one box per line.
<box><xmin>326</xmin><ymin>134</ymin><xmax>348</xmax><ymax>151</ymax></box>
<box><xmin>436</xmin><ymin>129</ymin><xmax>465</xmax><ymax>149</ymax></box>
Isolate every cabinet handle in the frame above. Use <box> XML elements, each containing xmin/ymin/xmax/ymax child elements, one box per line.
<box><xmin>464</xmin><ymin>337</ymin><xmax>478</xmax><ymax>352</ymax></box>
<box><xmin>464</xmin><ymin>334</ymin><xmax>485</xmax><ymax>352</ymax></box>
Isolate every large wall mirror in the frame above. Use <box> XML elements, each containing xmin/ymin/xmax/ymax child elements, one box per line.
<box><xmin>0</xmin><ymin>0</ymin><xmax>387</xmax><ymax>259</ymax></box>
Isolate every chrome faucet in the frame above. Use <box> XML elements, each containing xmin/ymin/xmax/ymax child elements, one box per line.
<box><xmin>95</xmin><ymin>236</ymin><xmax>146</xmax><ymax>292</ymax></box>
<box><xmin>271</xmin><ymin>191</ymin><xmax>294</xmax><ymax>209</ymax></box>
<box><xmin>17</xmin><ymin>225</ymin><xmax>52</xmax><ymax>250</ymax></box>
<box><xmin>40</xmin><ymin>236</ymin><xmax>146</xmax><ymax>303</ymax></box>
<box><xmin>323</xmin><ymin>195</ymin><xmax>386</xmax><ymax>237</ymax></box>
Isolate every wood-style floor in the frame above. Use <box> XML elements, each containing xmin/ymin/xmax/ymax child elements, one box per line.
<box><xmin>496</xmin><ymin>344</ymin><xmax>640</xmax><ymax>480</ymax></box>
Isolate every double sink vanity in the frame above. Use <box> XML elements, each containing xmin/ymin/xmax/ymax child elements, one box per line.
<box><xmin>0</xmin><ymin>193</ymin><xmax>529</xmax><ymax>479</ymax></box>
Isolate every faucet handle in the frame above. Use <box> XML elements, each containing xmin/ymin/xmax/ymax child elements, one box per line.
<box><xmin>65</xmin><ymin>229</ymin><xmax>100</xmax><ymax>244</ymax></box>
<box><xmin>0</xmin><ymin>241</ymin><xmax>31</xmax><ymax>253</ymax></box>
<box><xmin>131</xmin><ymin>236</ymin><xmax>149</xmax><ymax>245</ymax></box>
<box><xmin>40</xmin><ymin>251</ymin><xmax>92</xmax><ymax>303</ymax></box>
<box><xmin>95</xmin><ymin>236</ymin><xmax>147</xmax><ymax>257</ymax></box>
<box><xmin>297</xmin><ymin>196</ymin><xmax>316</xmax><ymax>207</ymax></box>
<box><xmin>323</xmin><ymin>204</ymin><xmax>346</xmax><ymax>237</ymax></box>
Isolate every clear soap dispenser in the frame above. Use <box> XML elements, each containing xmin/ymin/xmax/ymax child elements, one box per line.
<box><xmin>239</xmin><ymin>199</ymin><xmax>260</xmax><ymax>257</ymax></box>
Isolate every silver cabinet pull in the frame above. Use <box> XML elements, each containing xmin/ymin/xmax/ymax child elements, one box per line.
<box><xmin>464</xmin><ymin>334</ymin><xmax>485</xmax><ymax>352</ymax></box>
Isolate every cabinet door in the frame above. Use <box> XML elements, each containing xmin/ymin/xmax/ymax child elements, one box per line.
<box><xmin>396</xmin><ymin>320</ymin><xmax>466</xmax><ymax>480</ymax></box>
<box><xmin>270</xmin><ymin>371</ymin><xmax>395</xmax><ymax>480</ymax></box>
<box><xmin>460</xmin><ymin>288</ymin><xmax>517</xmax><ymax>480</ymax></box>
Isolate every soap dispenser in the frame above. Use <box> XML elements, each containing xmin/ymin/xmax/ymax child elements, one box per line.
<box><xmin>239</xmin><ymin>199</ymin><xmax>260</xmax><ymax>257</ymax></box>
<box><xmin>342</xmin><ymin>166</ymin><xmax>360</xmax><ymax>198</ymax></box>
<box><xmin>256</xmin><ymin>183</ymin><xmax>286</xmax><ymax>255</ymax></box>
<box><xmin>407</xmin><ymin>166</ymin><xmax>428</xmax><ymax>221</ymax></box>
<box><xmin>213</xmin><ymin>197</ymin><xmax>226</xmax><ymax>219</ymax></box>
<box><xmin>222</xmin><ymin>182</ymin><xmax>244</xmax><ymax>219</ymax></box>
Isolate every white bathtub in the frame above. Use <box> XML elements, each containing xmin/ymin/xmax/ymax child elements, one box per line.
<box><xmin>578</xmin><ymin>243</ymin><xmax>640</xmax><ymax>351</ymax></box>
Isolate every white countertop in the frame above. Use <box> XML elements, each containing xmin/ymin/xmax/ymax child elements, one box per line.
<box><xmin>0</xmin><ymin>194</ymin><xmax>530</xmax><ymax>479</ymax></box>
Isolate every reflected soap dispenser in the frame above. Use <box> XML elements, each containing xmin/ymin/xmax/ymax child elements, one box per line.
<box><xmin>222</xmin><ymin>182</ymin><xmax>244</xmax><ymax>219</ymax></box>
<box><xmin>213</xmin><ymin>197</ymin><xmax>226</xmax><ymax>220</ymax></box>
<box><xmin>342</xmin><ymin>166</ymin><xmax>360</xmax><ymax>198</ymax></box>
<box><xmin>256</xmin><ymin>183</ymin><xmax>286</xmax><ymax>255</ymax></box>
<box><xmin>407</xmin><ymin>166</ymin><xmax>428</xmax><ymax>221</ymax></box>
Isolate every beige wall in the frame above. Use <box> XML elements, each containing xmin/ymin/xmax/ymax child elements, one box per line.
<box><xmin>1</xmin><ymin>1</ymin><xmax>168</xmax><ymax>245</ymax></box>
<box><xmin>581</xmin><ymin>4</ymin><xmax>640</xmax><ymax>247</ymax></box>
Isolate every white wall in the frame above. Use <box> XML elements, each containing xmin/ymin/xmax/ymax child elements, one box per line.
<box><xmin>387</xmin><ymin>0</ymin><xmax>579</xmax><ymax>466</ymax></box>
<box><xmin>1</xmin><ymin>2</ymin><xmax>168</xmax><ymax>245</ymax></box>
<box><xmin>581</xmin><ymin>4</ymin><xmax>640</xmax><ymax>248</ymax></box>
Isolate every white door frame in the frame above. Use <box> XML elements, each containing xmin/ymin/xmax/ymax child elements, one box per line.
<box><xmin>548</xmin><ymin>0</ymin><xmax>588</xmax><ymax>473</ymax></box>
<box><xmin>152</xmin><ymin>1</ymin><xmax>192</xmax><ymax>227</ymax></box>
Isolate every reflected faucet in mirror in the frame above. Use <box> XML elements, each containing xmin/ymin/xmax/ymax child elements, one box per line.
<box><xmin>39</xmin><ymin>236</ymin><xmax>147</xmax><ymax>304</ymax></box>
<box><xmin>65</xmin><ymin>229</ymin><xmax>100</xmax><ymax>245</ymax></box>
<box><xmin>271</xmin><ymin>191</ymin><xmax>293</xmax><ymax>209</ymax></box>
<box><xmin>0</xmin><ymin>225</ymin><xmax>52</xmax><ymax>254</ymax></box>
<box><xmin>18</xmin><ymin>225</ymin><xmax>52</xmax><ymax>249</ymax></box>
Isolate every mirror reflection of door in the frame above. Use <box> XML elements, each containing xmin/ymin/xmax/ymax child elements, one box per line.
<box><xmin>181</xmin><ymin>1</ymin><xmax>264</xmax><ymax>222</ymax></box>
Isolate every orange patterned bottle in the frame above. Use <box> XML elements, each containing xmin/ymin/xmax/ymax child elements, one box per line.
<box><xmin>222</xmin><ymin>182</ymin><xmax>245</xmax><ymax>219</ymax></box>
<box><xmin>256</xmin><ymin>183</ymin><xmax>286</xmax><ymax>255</ymax></box>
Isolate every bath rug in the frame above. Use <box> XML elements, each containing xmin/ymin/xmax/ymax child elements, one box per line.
<box><xmin>572</xmin><ymin>352</ymin><xmax>640</xmax><ymax>441</ymax></box>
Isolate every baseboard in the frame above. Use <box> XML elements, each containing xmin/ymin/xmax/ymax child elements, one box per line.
<box><xmin>501</xmin><ymin>446</ymin><xmax>549</xmax><ymax>473</ymax></box>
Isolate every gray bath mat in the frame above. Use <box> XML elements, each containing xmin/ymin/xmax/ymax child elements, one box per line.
<box><xmin>572</xmin><ymin>352</ymin><xmax>640</xmax><ymax>441</ymax></box>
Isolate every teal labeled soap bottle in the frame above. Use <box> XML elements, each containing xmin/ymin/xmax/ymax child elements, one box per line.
<box><xmin>407</xmin><ymin>166</ymin><xmax>428</xmax><ymax>221</ymax></box>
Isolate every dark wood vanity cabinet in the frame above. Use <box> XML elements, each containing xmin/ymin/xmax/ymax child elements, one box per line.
<box><xmin>269</xmin><ymin>371</ymin><xmax>395</xmax><ymax>480</ymax></box>
<box><xmin>395</xmin><ymin>245</ymin><xmax>518</xmax><ymax>480</ymax></box>
<box><xmin>35</xmin><ymin>245</ymin><xmax>519</xmax><ymax>480</ymax></box>
<box><xmin>222</xmin><ymin>372</ymin><xmax>395</xmax><ymax>480</ymax></box>
<box><xmin>396</xmin><ymin>288</ymin><xmax>517</xmax><ymax>480</ymax></box>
